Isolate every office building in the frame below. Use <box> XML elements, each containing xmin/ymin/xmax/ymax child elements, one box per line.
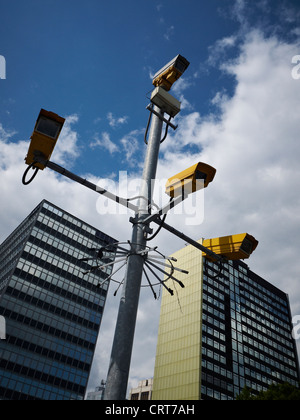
<box><xmin>152</xmin><ymin>241</ymin><xmax>300</xmax><ymax>400</ymax></box>
<box><xmin>129</xmin><ymin>378</ymin><xmax>153</xmax><ymax>401</ymax></box>
<box><xmin>0</xmin><ymin>200</ymin><xmax>116</xmax><ymax>400</ymax></box>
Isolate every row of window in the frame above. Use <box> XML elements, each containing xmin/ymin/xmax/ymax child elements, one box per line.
<box><xmin>0</xmin><ymin>215</ymin><xmax>36</xmax><ymax>267</ymax></box>
<box><xmin>37</xmin><ymin>213</ymin><xmax>99</xmax><ymax>252</ymax></box>
<box><xmin>201</xmin><ymin>370</ymin><xmax>235</xmax><ymax>395</ymax></box>
<box><xmin>202</xmin><ymin>303</ymin><xmax>225</xmax><ymax>321</ymax></box>
<box><xmin>41</xmin><ymin>202</ymin><xmax>115</xmax><ymax>246</ymax></box>
<box><xmin>10</xmin><ymin>274</ymin><xmax>102</xmax><ymax>327</ymax></box>
<box><xmin>203</xmin><ymin>273</ymin><xmax>229</xmax><ymax>295</ymax></box>
<box><xmin>241</xmin><ymin>305</ymin><xmax>291</xmax><ymax>336</ymax></box>
<box><xmin>241</xmin><ymin>281</ymin><xmax>289</xmax><ymax>315</ymax></box>
<box><xmin>241</xmin><ymin>290</ymin><xmax>290</xmax><ymax>323</ymax></box>
<box><xmin>42</xmin><ymin>202</ymin><xmax>97</xmax><ymax>236</ymax></box>
<box><xmin>4</xmin><ymin>301</ymin><xmax>95</xmax><ymax>361</ymax></box>
<box><xmin>203</xmin><ymin>293</ymin><xmax>225</xmax><ymax>312</ymax></box>
<box><xmin>30</xmin><ymin>229</ymin><xmax>115</xmax><ymax>274</ymax></box>
<box><xmin>202</xmin><ymin>313</ymin><xmax>225</xmax><ymax>332</ymax></box>
<box><xmin>202</xmin><ymin>334</ymin><xmax>226</xmax><ymax>354</ymax></box>
<box><xmin>2</xmin><ymin>339</ymin><xmax>89</xmax><ymax>382</ymax></box>
<box><xmin>4</xmin><ymin>285</ymin><xmax>99</xmax><ymax>343</ymax></box>
<box><xmin>2</xmin><ymin>308</ymin><xmax>93</xmax><ymax>363</ymax></box>
<box><xmin>239</xmin><ymin>272</ymin><xmax>288</xmax><ymax>308</ymax></box>
<box><xmin>244</xmin><ymin>346</ymin><xmax>298</xmax><ymax>376</ymax></box>
<box><xmin>201</xmin><ymin>385</ymin><xmax>233</xmax><ymax>401</ymax></box>
<box><xmin>16</xmin><ymin>259</ymin><xmax>107</xmax><ymax>308</ymax></box>
<box><xmin>202</xmin><ymin>324</ymin><xmax>226</xmax><ymax>342</ymax></box>
<box><xmin>203</xmin><ymin>283</ymin><xmax>225</xmax><ymax>302</ymax></box>
<box><xmin>245</xmin><ymin>366</ymin><xmax>299</xmax><ymax>388</ymax></box>
<box><xmin>242</xmin><ymin>314</ymin><xmax>293</xmax><ymax>346</ymax></box>
<box><xmin>0</xmin><ymin>369</ymin><xmax>79</xmax><ymax>401</ymax></box>
<box><xmin>28</xmin><ymin>228</ymin><xmax>112</xmax><ymax>288</ymax></box>
<box><xmin>206</xmin><ymin>259</ymin><xmax>288</xmax><ymax>310</ymax></box>
<box><xmin>0</xmin><ymin>368</ymin><xmax>84</xmax><ymax>400</ymax></box>
<box><xmin>242</xmin><ymin>320</ymin><xmax>294</xmax><ymax>349</ymax></box>
<box><xmin>243</xmin><ymin>327</ymin><xmax>294</xmax><ymax>356</ymax></box>
<box><xmin>1</xmin><ymin>301</ymin><xmax>95</xmax><ymax>354</ymax></box>
<box><xmin>202</xmin><ymin>353</ymin><xmax>230</xmax><ymax>376</ymax></box>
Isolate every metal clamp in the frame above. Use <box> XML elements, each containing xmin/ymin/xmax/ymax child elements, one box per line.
<box><xmin>146</xmin><ymin>104</ymin><xmax>178</xmax><ymax>130</ymax></box>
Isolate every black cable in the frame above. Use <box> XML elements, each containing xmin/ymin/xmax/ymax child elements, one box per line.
<box><xmin>146</xmin><ymin>213</ymin><xmax>167</xmax><ymax>242</ymax></box>
<box><xmin>144</xmin><ymin>106</ymin><xmax>153</xmax><ymax>145</ymax></box>
<box><xmin>144</xmin><ymin>104</ymin><xmax>172</xmax><ymax>145</ymax></box>
<box><xmin>160</xmin><ymin>116</ymin><xmax>172</xmax><ymax>144</ymax></box>
<box><xmin>146</xmin><ymin>197</ymin><xmax>173</xmax><ymax>242</ymax></box>
<box><xmin>22</xmin><ymin>162</ymin><xmax>39</xmax><ymax>185</ymax></box>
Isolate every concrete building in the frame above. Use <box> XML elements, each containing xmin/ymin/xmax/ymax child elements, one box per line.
<box><xmin>129</xmin><ymin>378</ymin><xmax>153</xmax><ymax>400</ymax></box>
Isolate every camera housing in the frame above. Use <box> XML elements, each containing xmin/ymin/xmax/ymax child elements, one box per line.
<box><xmin>151</xmin><ymin>87</ymin><xmax>181</xmax><ymax>117</ymax></box>
<box><xmin>165</xmin><ymin>162</ymin><xmax>217</xmax><ymax>198</ymax></box>
<box><xmin>25</xmin><ymin>109</ymin><xmax>65</xmax><ymax>170</ymax></box>
<box><xmin>202</xmin><ymin>233</ymin><xmax>259</xmax><ymax>261</ymax></box>
<box><xmin>152</xmin><ymin>54</ymin><xmax>190</xmax><ymax>91</ymax></box>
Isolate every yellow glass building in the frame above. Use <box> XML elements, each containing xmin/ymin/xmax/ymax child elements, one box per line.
<box><xmin>152</xmin><ymin>241</ymin><xmax>204</xmax><ymax>400</ymax></box>
<box><xmin>152</xmin><ymin>240</ymin><xmax>300</xmax><ymax>400</ymax></box>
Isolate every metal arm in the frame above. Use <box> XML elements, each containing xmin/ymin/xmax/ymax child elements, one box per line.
<box><xmin>33</xmin><ymin>153</ymin><xmax>139</xmax><ymax>213</ymax></box>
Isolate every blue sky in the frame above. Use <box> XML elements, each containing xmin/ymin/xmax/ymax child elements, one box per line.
<box><xmin>0</xmin><ymin>0</ymin><xmax>254</xmax><ymax>175</ymax></box>
<box><xmin>1</xmin><ymin>0</ymin><xmax>299</xmax><ymax>177</ymax></box>
<box><xmin>1</xmin><ymin>0</ymin><xmax>300</xmax><ymax>396</ymax></box>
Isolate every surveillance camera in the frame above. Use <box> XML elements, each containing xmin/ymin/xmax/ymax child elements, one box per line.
<box><xmin>25</xmin><ymin>109</ymin><xmax>65</xmax><ymax>170</ymax></box>
<box><xmin>152</xmin><ymin>54</ymin><xmax>190</xmax><ymax>91</ymax></box>
<box><xmin>165</xmin><ymin>162</ymin><xmax>216</xmax><ymax>198</ymax></box>
<box><xmin>202</xmin><ymin>233</ymin><xmax>259</xmax><ymax>261</ymax></box>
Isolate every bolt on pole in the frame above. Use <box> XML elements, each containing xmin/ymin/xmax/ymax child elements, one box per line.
<box><xmin>103</xmin><ymin>106</ymin><xmax>164</xmax><ymax>400</ymax></box>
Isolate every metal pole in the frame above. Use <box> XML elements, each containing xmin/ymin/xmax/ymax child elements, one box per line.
<box><xmin>104</xmin><ymin>106</ymin><xmax>164</xmax><ymax>400</ymax></box>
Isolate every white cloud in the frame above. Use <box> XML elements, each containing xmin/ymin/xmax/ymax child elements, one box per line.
<box><xmin>171</xmin><ymin>77</ymin><xmax>194</xmax><ymax>111</ymax></box>
<box><xmin>120</xmin><ymin>129</ymin><xmax>143</xmax><ymax>164</ymax></box>
<box><xmin>53</xmin><ymin>114</ymin><xmax>80</xmax><ymax>165</ymax></box>
<box><xmin>90</xmin><ymin>131</ymin><xmax>119</xmax><ymax>155</ymax></box>
<box><xmin>208</xmin><ymin>35</ymin><xmax>238</xmax><ymax>66</ymax></box>
<box><xmin>164</xmin><ymin>25</ymin><xmax>175</xmax><ymax>41</ymax></box>
<box><xmin>107</xmin><ymin>112</ymin><xmax>128</xmax><ymax>128</ymax></box>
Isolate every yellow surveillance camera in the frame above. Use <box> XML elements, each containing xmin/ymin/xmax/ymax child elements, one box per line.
<box><xmin>153</xmin><ymin>54</ymin><xmax>190</xmax><ymax>91</ymax></box>
<box><xmin>202</xmin><ymin>233</ymin><xmax>259</xmax><ymax>261</ymax></box>
<box><xmin>165</xmin><ymin>162</ymin><xmax>217</xmax><ymax>198</ymax></box>
<box><xmin>25</xmin><ymin>109</ymin><xmax>65</xmax><ymax>170</ymax></box>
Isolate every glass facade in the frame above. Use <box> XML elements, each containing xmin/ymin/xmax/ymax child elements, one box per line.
<box><xmin>0</xmin><ymin>200</ymin><xmax>116</xmax><ymax>400</ymax></box>
<box><xmin>152</xmin><ymin>241</ymin><xmax>300</xmax><ymax>400</ymax></box>
<box><xmin>202</xmin><ymin>258</ymin><xmax>300</xmax><ymax>400</ymax></box>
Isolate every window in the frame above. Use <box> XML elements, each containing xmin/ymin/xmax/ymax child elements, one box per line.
<box><xmin>141</xmin><ymin>392</ymin><xmax>149</xmax><ymax>400</ymax></box>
